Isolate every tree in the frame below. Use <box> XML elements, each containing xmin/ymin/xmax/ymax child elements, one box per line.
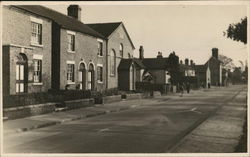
<box><xmin>224</xmin><ymin>17</ymin><xmax>247</xmax><ymax>44</ymax></box>
<box><xmin>218</xmin><ymin>54</ymin><xmax>235</xmax><ymax>70</ymax></box>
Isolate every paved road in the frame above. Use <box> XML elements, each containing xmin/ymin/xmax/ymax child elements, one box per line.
<box><xmin>3</xmin><ymin>85</ymin><xmax>247</xmax><ymax>153</ymax></box>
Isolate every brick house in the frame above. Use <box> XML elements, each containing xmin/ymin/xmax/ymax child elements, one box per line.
<box><xmin>87</xmin><ymin>22</ymin><xmax>135</xmax><ymax>89</ymax></box>
<box><xmin>205</xmin><ymin>48</ymin><xmax>223</xmax><ymax>86</ymax></box>
<box><xmin>13</xmin><ymin>5</ymin><xmax>107</xmax><ymax>92</ymax></box>
<box><xmin>2</xmin><ymin>5</ymin><xmax>53</xmax><ymax>96</ymax></box>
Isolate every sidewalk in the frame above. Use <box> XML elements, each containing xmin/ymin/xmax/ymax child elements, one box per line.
<box><xmin>3</xmin><ymin>94</ymin><xmax>179</xmax><ymax>136</ymax></box>
<box><xmin>170</xmin><ymin>88</ymin><xmax>247</xmax><ymax>153</ymax></box>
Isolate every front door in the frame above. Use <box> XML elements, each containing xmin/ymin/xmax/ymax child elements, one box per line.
<box><xmin>79</xmin><ymin>63</ymin><xmax>86</xmax><ymax>90</ymax></box>
<box><xmin>16</xmin><ymin>54</ymin><xmax>28</xmax><ymax>93</ymax></box>
<box><xmin>88</xmin><ymin>63</ymin><xmax>94</xmax><ymax>90</ymax></box>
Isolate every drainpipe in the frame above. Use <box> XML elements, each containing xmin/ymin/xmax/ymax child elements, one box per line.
<box><xmin>106</xmin><ymin>40</ymin><xmax>109</xmax><ymax>90</ymax></box>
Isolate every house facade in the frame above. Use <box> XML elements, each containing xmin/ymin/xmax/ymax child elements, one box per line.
<box><xmin>87</xmin><ymin>22</ymin><xmax>135</xmax><ymax>89</ymax></box>
<box><xmin>2</xmin><ymin>6</ymin><xmax>52</xmax><ymax>96</ymax></box>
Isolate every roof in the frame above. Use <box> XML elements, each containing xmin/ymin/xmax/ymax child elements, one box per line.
<box><xmin>195</xmin><ymin>65</ymin><xmax>207</xmax><ymax>73</ymax></box>
<box><xmin>87</xmin><ymin>22</ymin><xmax>121</xmax><ymax>38</ymax></box>
<box><xmin>87</xmin><ymin>22</ymin><xmax>135</xmax><ymax>49</ymax></box>
<box><xmin>118</xmin><ymin>58</ymin><xmax>145</xmax><ymax>70</ymax></box>
<box><xmin>14</xmin><ymin>5</ymin><xmax>105</xmax><ymax>39</ymax></box>
<box><xmin>141</xmin><ymin>58</ymin><xmax>169</xmax><ymax>70</ymax></box>
<box><xmin>205</xmin><ymin>56</ymin><xmax>223</xmax><ymax>65</ymax></box>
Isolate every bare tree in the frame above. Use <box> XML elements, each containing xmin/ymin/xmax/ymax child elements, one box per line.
<box><xmin>218</xmin><ymin>54</ymin><xmax>235</xmax><ymax>70</ymax></box>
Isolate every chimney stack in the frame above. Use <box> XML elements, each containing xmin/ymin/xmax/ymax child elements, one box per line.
<box><xmin>68</xmin><ymin>5</ymin><xmax>82</xmax><ymax>21</ymax></box>
<box><xmin>139</xmin><ymin>46</ymin><xmax>144</xmax><ymax>59</ymax></box>
<box><xmin>212</xmin><ymin>48</ymin><xmax>219</xmax><ymax>59</ymax></box>
<box><xmin>180</xmin><ymin>60</ymin><xmax>183</xmax><ymax>64</ymax></box>
<box><xmin>185</xmin><ymin>58</ymin><xmax>189</xmax><ymax>65</ymax></box>
<box><xmin>157</xmin><ymin>51</ymin><xmax>163</xmax><ymax>58</ymax></box>
<box><xmin>190</xmin><ymin>60</ymin><xmax>193</xmax><ymax>65</ymax></box>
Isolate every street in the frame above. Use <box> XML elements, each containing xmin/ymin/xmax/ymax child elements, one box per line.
<box><xmin>3</xmin><ymin>85</ymin><xmax>247</xmax><ymax>153</ymax></box>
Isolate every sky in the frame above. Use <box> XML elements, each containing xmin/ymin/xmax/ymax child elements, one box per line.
<box><xmin>45</xmin><ymin>3</ymin><xmax>248</xmax><ymax>67</ymax></box>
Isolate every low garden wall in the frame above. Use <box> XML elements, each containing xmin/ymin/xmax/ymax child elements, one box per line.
<box><xmin>64</xmin><ymin>98</ymin><xmax>94</xmax><ymax>110</ymax></box>
<box><xmin>125</xmin><ymin>93</ymin><xmax>143</xmax><ymax>100</ymax></box>
<box><xmin>3</xmin><ymin>102</ymin><xmax>57</xmax><ymax>120</ymax></box>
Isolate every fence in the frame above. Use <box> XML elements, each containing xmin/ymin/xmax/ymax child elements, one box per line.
<box><xmin>135</xmin><ymin>82</ymin><xmax>170</xmax><ymax>94</ymax></box>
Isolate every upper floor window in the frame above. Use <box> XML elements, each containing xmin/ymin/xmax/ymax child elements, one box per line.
<box><xmin>67</xmin><ymin>34</ymin><xmax>75</xmax><ymax>52</ymax></box>
<box><xmin>110</xmin><ymin>50</ymin><xmax>116</xmax><ymax>76</ymax></box>
<box><xmin>98</xmin><ymin>42</ymin><xmax>103</xmax><ymax>56</ymax></box>
<box><xmin>31</xmin><ymin>22</ymin><xmax>42</xmax><ymax>45</ymax></box>
<box><xmin>119</xmin><ymin>44</ymin><xmax>123</xmax><ymax>58</ymax></box>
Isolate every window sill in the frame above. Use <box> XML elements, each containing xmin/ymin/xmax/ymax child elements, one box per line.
<box><xmin>67</xmin><ymin>50</ymin><xmax>75</xmax><ymax>53</ymax></box>
<box><xmin>98</xmin><ymin>55</ymin><xmax>103</xmax><ymax>57</ymax></box>
<box><xmin>97</xmin><ymin>81</ymin><xmax>103</xmax><ymax>84</ymax></box>
<box><xmin>30</xmin><ymin>43</ymin><xmax>43</xmax><ymax>48</ymax></box>
<box><xmin>67</xmin><ymin>82</ymin><xmax>75</xmax><ymax>85</ymax></box>
<box><xmin>110</xmin><ymin>74</ymin><xmax>116</xmax><ymax>77</ymax></box>
<box><xmin>33</xmin><ymin>82</ymin><xmax>43</xmax><ymax>85</ymax></box>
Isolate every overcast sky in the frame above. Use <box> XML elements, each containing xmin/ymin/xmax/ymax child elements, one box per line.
<box><xmin>45</xmin><ymin>3</ymin><xmax>248</xmax><ymax>66</ymax></box>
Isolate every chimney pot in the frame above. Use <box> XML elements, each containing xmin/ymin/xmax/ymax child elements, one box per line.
<box><xmin>185</xmin><ymin>58</ymin><xmax>189</xmax><ymax>65</ymax></box>
<box><xmin>68</xmin><ymin>5</ymin><xmax>82</xmax><ymax>21</ymax></box>
<box><xmin>139</xmin><ymin>46</ymin><xmax>144</xmax><ymax>59</ymax></box>
<box><xmin>157</xmin><ymin>51</ymin><xmax>163</xmax><ymax>58</ymax></box>
<box><xmin>180</xmin><ymin>60</ymin><xmax>183</xmax><ymax>64</ymax></box>
<box><xmin>212</xmin><ymin>48</ymin><xmax>219</xmax><ymax>59</ymax></box>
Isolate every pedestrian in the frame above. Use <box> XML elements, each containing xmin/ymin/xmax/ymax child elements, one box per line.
<box><xmin>208</xmin><ymin>83</ymin><xmax>211</xmax><ymax>88</ymax></box>
<box><xmin>186</xmin><ymin>82</ymin><xmax>190</xmax><ymax>93</ymax></box>
<box><xmin>179</xmin><ymin>83</ymin><xmax>184</xmax><ymax>97</ymax></box>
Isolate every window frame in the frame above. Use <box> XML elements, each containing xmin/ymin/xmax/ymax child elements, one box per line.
<box><xmin>33</xmin><ymin>59</ymin><xmax>42</xmax><ymax>84</ymax></box>
<box><xmin>97</xmin><ymin>64</ymin><xmax>103</xmax><ymax>83</ymax></box>
<box><xmin>31</xmin><ymin>22</ymin><xmax>42</xmax><ymax>46</ymax></box>
<box><xmin>66</xmin><ymin>61</ymin><xmax>75</xmax><ymax>84</ymax></box>
<box><xmin>119</xmin><ymin>44</ymin><xmax>123</xmax><ymax>58</ymax></box>
<box><xmin>97</xmin><ymin>41</ymin><xmax>103</xmax><ymax>57</ymax></box>
<box><xmin>110</xmin><ymin>50</ymin><xmax>116</xmax><ymax>76</ymax></box>
<box><xmin>67</xmin><ymin>30</ymin><xmax>76</xmax><ymax>53</ymax></box>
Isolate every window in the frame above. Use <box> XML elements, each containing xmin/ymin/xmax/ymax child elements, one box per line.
<box><xmin>67</xmin><ymin>64</ymin><xmax>75</xmax><ymax>83</ymax></box>
<box><xmin>119</xmin><ymin>44</ymin><xmax>123</xmax><ymax>58</ymax></box>
<box><xmin>97</xmin><ymin>66</ymin><xmax>103</xmax><ymax>83</ymax></box>
<box><xmin>67</xmin><ymin>34</ymin><xmax>75</xmax><ymax>52</ymax></box>
<box><xmin>110</xmin><ymin>50</ymin><xmax>116</xmax><ymax>76</ymax></box>
<box><xmin>98</xmin><ymin>42</ymin><xmax>103</xmax><ymax>56</ymax></box>
<box><xmin>31</xmin><ymin>22</ymin><xmax>42</xmax><ymax>45</ymax></box>
<box><xmin>34</xmin><ymin>59</ymin><xmax>42</xmax><ymax>83</ymax></box>
<box><xmin>128</xmin><ymin>53</ymin><xmax>131</xmax><ymax>58</ymax></box>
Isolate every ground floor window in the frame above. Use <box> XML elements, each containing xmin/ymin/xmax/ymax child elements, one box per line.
<box><xmin>97</xmin><ymin>66</ymin><xmax>103</xmax><ymax>83</ymax></box>
<box><xmin>33</xmin><ymin>59</ymin><xmax>42</xmax><ymax>83</ymax></box>
<box><xmin>67</xmin><ymin>63</ymin><xmax>75</xmax><ymax>83</ymax></box>
<box><xmin>16</xmin><ymin>53</ymin><xmax>27</xmax><ymax>93</ymax></box>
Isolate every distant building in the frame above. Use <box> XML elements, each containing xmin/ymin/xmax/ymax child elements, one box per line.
<box><xmin>195</xmin><ymin>65</ymin><xmax>211</xmax><ymax>88</ymax></box>
<box><xmin>205</xmin><ymin>48</ymin><xmax>223</xmax><ymax>86</ymax></box>
<box><xmin>87</xmin><ymin>22</ymin><xmax>135</xmax><ymax>89</ymax></box>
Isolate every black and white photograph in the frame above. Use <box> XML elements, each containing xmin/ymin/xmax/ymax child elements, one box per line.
<box><xmin>1</xmin><ymin>1</ymin><xmax>249</xmax><ymax>156</ymax></box>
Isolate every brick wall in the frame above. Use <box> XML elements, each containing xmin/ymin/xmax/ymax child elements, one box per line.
<box><xmin>58</xmin><ymin>29</ymin><xmax>107</xmax><ymax>91</ymax></box>
<box><xmin>107</xmin><ymin>24</ymin><xmax>135</xmax><ymax>89</ymax></box>
<box><xmin>2</xmin><ymin>6</ymin><xmax>52</xmax><ymax>95</ymax></box>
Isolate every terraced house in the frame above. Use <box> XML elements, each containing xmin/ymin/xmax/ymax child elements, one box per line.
<box><xmin>2</xmin><ymin>5</ymin><xmax>109</xmax><ymax>100</ymax></box>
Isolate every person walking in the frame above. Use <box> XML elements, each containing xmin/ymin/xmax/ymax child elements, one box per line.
<box><xmin>179</xmin><ymin>83</ymin><xmax>184</xmax><ymax>97</ymax></box>
<box><xmin>186</xmin><ymin>82</ymin><xmax>190</xmax><ymax>94</ymax></box>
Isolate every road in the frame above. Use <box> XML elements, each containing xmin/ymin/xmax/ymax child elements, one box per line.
<box><xmin>3</xmin><ymin>85</ymin><xmax>247</xmax><ymax>153</ymax></box>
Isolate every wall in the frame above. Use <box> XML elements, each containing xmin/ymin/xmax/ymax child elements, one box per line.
<box><xmin>2</xmin><ymin>6</ymin><xmax>52</xmax><ymax>95</ymax></box>
<box><xmin>59</xmin><ymin>28</ymin><xmax>107</xmax><ymax>91</ymax></box>
<box><xmin>107</xmin><ymin>24</ymin><xmax>134</xmax><ymax>89</ymax></box>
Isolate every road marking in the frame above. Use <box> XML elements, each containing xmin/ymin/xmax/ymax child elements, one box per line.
<box><xmin>99</xmin><ymin>128</ymin><xmax>110</xmax><ymax>132</ymax></box>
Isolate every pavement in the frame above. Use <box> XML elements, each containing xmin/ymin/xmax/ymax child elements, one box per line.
<box><xmin>170</xmin><ymin>86</ymin><xmax>248</xmax><ymax>153</ymax></box>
